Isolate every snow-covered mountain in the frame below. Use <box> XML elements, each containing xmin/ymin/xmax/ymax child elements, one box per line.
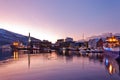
<box><xmin>86</xmin><ymin>33</ymin><xmax>120</xmax><ymax>40</ymax></box>
<box><xmin>0</xmin><ymin>28</ymin><xmax>40</xmax><ymax>46</ymax></box>
<box><xmin>114</xmin><ymin>33</ymin><xmax>120</xmax><ymax>36</ymax></box>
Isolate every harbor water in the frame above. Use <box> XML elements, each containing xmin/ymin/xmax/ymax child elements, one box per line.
<box><xmin>0</xmin><ymin>50</ymin><xmax>120</xmax><ymax>80</ymax></box>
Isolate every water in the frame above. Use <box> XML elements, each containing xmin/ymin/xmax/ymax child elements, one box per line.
<box><xmin>0</xmin><ymin>50</ymin><xmax>120</xmax><ymax>80</ymax></box>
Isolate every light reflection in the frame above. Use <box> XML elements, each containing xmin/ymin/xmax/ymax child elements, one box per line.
<box><xmin>105</xmin><ymin>58</ymin><xmax>118</xmax><ymax>75</ymax></box>
<box><xmin>0</xmin><ymin>50</ymin><xmax>120</xmax><ymax>80</ymax></box>
<box><xmin>13</xmin><ymin>51</ymin><xmax>19</xmax><ymax>60</ymax></box>
<box><xmin>109</xmin><ymin>64</ymin><xmax>113</xmax><ymax>74</ymax></box>
<box><xmin>105</xmin><ymin>58</ymin><xmax>109</xmax><ymax>66</ymax></box>
<box><xmin>28</xmin><ymin>51</ymin><xmax>31</xmax><ymax>69</ymax></box>
<box><xmin>63</xmin><ymin>50</ymin><xmax>66</xmax><ymax>55</ymax></box>
<box><xmin>48</xmin><ymin>52</ymin><xmax>58</xmax><ymax>60</ymax></box>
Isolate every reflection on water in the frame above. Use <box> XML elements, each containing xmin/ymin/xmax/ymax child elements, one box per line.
<box><xmin>0</xmin><ymin>50</ymin><xmax>120</xmax><ymax>80</ymax></box>
<box><xmin>0</xmin><ymin>48</ymin><xmax>12</xmax><ymax>60</ymax></box>
<box><xmin>105</xmin><ymin>57</ymin><xmax>120</xmax><ymax>75</ymax></box>
<box><xmin>13</xmin><ymin>51</ymin><xmax>19</xmax><ymax>60</ymax></box>
<box><xmin>28</xmin><ymin>52</ymin><xmax>31</xmax><ymax>69</ymax></box>
<box><xmin>48</xmin><ymin>52</ymin><xmax>58</xmax><ymax>60</ymax></box>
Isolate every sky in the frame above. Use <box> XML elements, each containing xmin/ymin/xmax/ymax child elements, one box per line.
<box><xmin>0</xmin><ymin>0</ymin><xmax>120</xmax><ymax>43</ymax></box>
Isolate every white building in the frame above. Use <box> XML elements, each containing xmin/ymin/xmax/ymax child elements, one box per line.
<box><xmin>88</xmin><ymin>38</ymin><xmax>104</xmax><ymax>49</ymax></box>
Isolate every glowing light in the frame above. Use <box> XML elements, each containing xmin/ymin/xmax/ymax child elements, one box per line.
<box><xmin>107</xmin><ymin>36</ymin><xmax>119</xmax><ymax>43</ymax></box>
<box><xmin>105</xmin><ymin>58</ymin><xmax>109</xmax><ymax>66</ymax></box>
<box><xmin>109</xmin><ymin>64</ymin><xmax>113</xmax><ymax>74</ymax></box>
<box><xmin>14</xmin><ymin>51</ymin><xmax>19</xmax><ymax>60</ymax></box>
<box><xmin>109</xmin><ymin>39</ymin><xmax>113</xmax><ymax>42</ymax></box>
<box><xmin>13</xmin><ymin>42</ymin><xmax>19</xmax><ymax>46</ymax></box>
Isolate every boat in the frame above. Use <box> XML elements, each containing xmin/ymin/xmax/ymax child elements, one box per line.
<box><xmin>103</xmin><ymin>36</ymin><xmax>120</xmax><ymax>59</ymax></box>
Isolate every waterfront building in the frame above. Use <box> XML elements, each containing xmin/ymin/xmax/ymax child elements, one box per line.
<box><xmin>75</xmin><ymin>42</ymin><xmax>85</xmax><ymax>48</ymax></box>
<box><xmin>65</xmin><ymin>37</ymin><xmax>73</xmax><ymax>42</ymax></box>
<box><xmin>12</xmin><ymin>41</ymin><xmax>24</xmax><ymax>48</ymax></box>
<box><xmin>55</xmin><ymin>39</ymin><xmax>64</xmax><ymax>46</ymax></box>
<box><xmin>57</xmin><ymin>39</ymin><xmax>64</xmax><ymax>43</ymax></box>
<box><xmin>40</xmin><ymin>40</ymin><xmax>52</xmax><ymax>48</ymax></box>
<box><xmin>88</xmin><ymin>38</ymin><xmax>104</xmax><ymax>49</ymax></box>
<box><xmin>115</xmin><ymin>36</ymin><xmax>120</xmax><ymax>43</ymax></box>
<box><xmin>30</xmin><ymin>40</ymin><xmax>41</xmax><ymax>49</ymax></box>
<box><xmin>2</xmin><ymin>44</ymin><xmax>11</xmax><ymax>49</ymax></box>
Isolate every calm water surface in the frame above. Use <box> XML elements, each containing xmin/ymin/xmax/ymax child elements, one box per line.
<box><xmin>0</xmin><ymin>50</ymin><xmax>120</xmax><ymax>80</ymax></box>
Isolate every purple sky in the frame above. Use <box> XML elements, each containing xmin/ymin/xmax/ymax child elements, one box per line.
<box><xmin>0</xmin><ymin>0</ymin><xmax>120</xmax><ymax>42</ymax></box>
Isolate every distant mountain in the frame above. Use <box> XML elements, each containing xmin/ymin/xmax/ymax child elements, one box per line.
<box><xmin>114</xmin><ymin>33</ymin><xmax>120</xmax><ymax>36</ymax></box>
<box><xmin>86</xmin><ymin>32</ymin><xmax>120</xmax><ymax>40</ymax></box>
<box><xmin>0</xmin><ymin>28</ymin><xmax>40</xmax><ymax>46</ymax></box>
